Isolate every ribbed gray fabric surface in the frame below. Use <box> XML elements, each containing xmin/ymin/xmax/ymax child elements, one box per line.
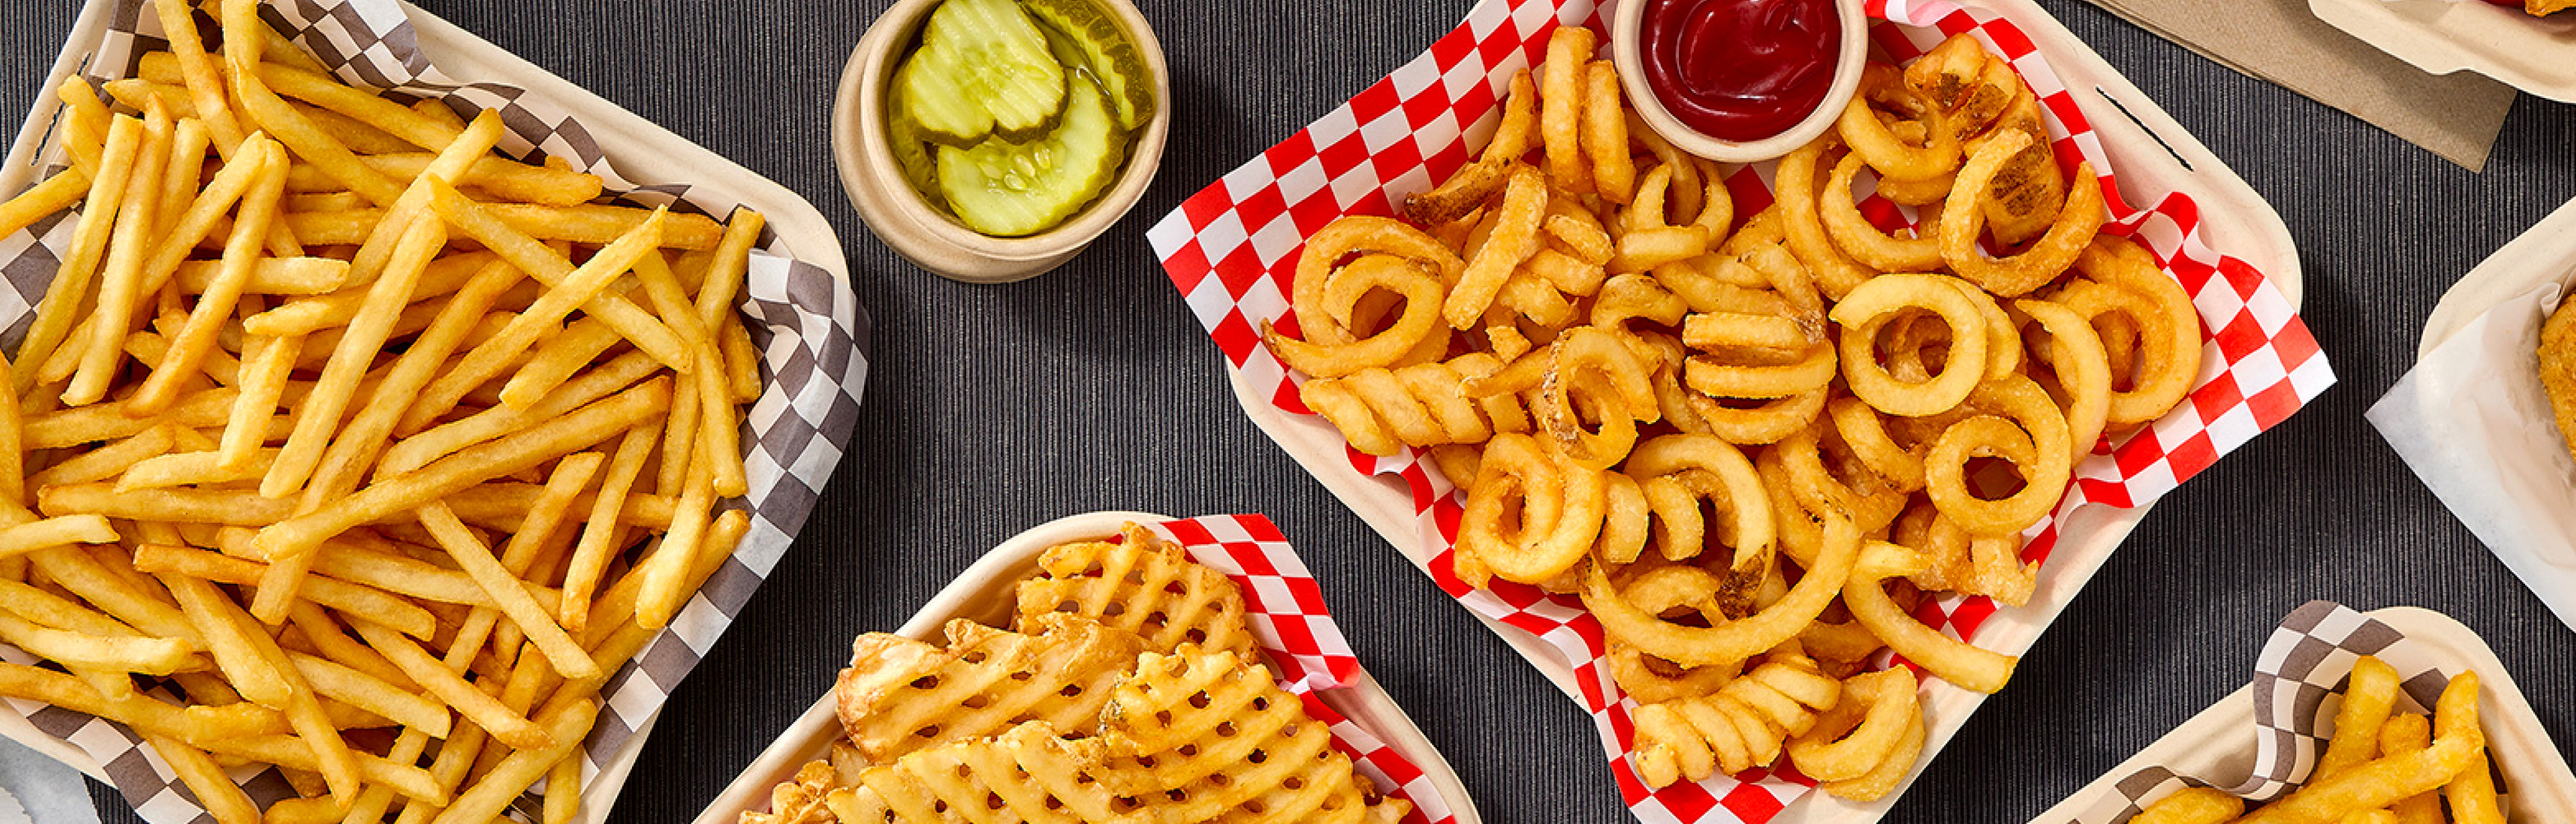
<box><xmin>0</xmin><ymin>0</ymin><xmax>2563</xmax><ymax>821</ymax></box>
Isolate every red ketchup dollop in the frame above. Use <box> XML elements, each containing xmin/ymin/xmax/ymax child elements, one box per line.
<box><xmin>1639</xmin><ymin>0</ymin><xmax>1843</xmax><ymax>142</ymax></box>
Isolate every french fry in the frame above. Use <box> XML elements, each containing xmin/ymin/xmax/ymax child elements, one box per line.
<box><xmin>0</xmin><ymin>514</ymin><xmax>119</xmax><ymax>560</ymax></box>
<box><xmin>635</xmin><ymin>460</ymin><xmax>716</xmax><ymax>631</ymax></box>
<box><xmin>130</xmin><ymin>138</ymin><xmax>287</xmax><ymax>416</ymax></box>
<box><xmin>132</xmin><ymin>542</ymin><xmax>439</xmax><ymax>639</ymax></box>
<box><xmin>222</xmin><ymin>336</ymin><xmax>301</xmax><ymax>469</ymax></box>
<box><xmin>284</xmin><ymin>154</ymin><xmax>604</xmax><ymax>206</ymax></box>
<box><xmin>26</xmin><ymin>546</ymin><xmax>195</xmax><ymax>642</ymax></box>
<box><xmin>40</xmin><ymin>482</ymin><xmax>291</xmax><ymax>525</ymax></box>
<box><xmin>115</xmin><ymin>448</ymin><xmax>274</xmax><ymax>492</ymax></box>
<box><xmin>263</xmin><ymin>796</ymin><xmax>342</xmax><ymax>824</ymax></box>
<box><xmin>162</xmin><ymin>572</ymin><xmax>292</xmax><ymax>709</ymax></box>
<box><xmin>498</xmin><ymin>317</ymin><xmax>624</xmax><ymax>411</ymax></box>
<box><xmin>431</xmin><ymin>699</ymin><xmax>596</xmax><ymax>824</ymax></box>
<box><xmin>421</xmin><ymin>181</ymin><xmax>690</xmax><ymax>382</ymax></box>
<box><xmin>656</xmin><ymin>374</ymin><xmax>701</xmax><ymax>497</ymax></box>
<box><xmin>0</xmin><ymin>661</ymin><xmax>286</xmax><ymax>742</ymax></box>
<box><xmin>561</xmin><ymin>427</ymin><xmax>656</xmax><ymax>635</ymax></box>
<box><xmin>156</xmin><ymin>118</ymin><xmax>211</xmax><ymax>236</ymax></box>
<box><xmin>288</xmin><ymin>651</ymin><xmax>449</xmax><ymax>735</ymax></box>
<box><xmin>0</xmin><ymin>612</ymin><xmax>195</xmax><ymax>675</ymax></box>
<box><xmin>0</xmin><ymin>577</ymin><xmax>145</xmax><ymax>638</ymax></box>
<box><xmin>544</xmin><ymin>750</ymin><xmax>582</xmax><ymax>824</ymax></box>
<box><xmin>222</xmin><ymin>0</ymin><xmax>400</xmax><ymax>206</ymax></box>
<box><xmin>30</xmin><ymin>425</ymin><xmax>175</xmax><ymax>489</ymax></box>
<box><xmin>172</xmin><ymin>256</ymin><xmax>348</xmax><ymax>295</ymax></box>
<box><xmin>149</xmin><ymin>0</ymin><xmax>248</xmax><ymax>154</ymax></box>
<box><xmin>260</xmin><ymin>214</ymin><xmax>444</xmax><ymax>501</ymax></box>
<box><xmin>413</xmin><ymin>208</ymin><xmax>665</xmax><ymax>428</ymax></box>
<box><xmin>199</xmin><ymin>732</ymin><xmax>441</xmax><ymax>805</ymax></box>
<box><xmin>348</xmin><ymin>618</ymin><xmax>553</xmax><ymax>751</ymax></box>
<box><xmin>0</xmin><ymin>168</ymin><xmax>92</xmax><ymax>242</ymax></box>
<box><xmin>244</xmin><ymin>252</ymin><xmax>501</xmax><ymax>336</ymax></box>
<box><xmin>722</xmin><ymin>311</ymin><xmax>761</xmax><ymax>403</ymax></box>
<box><xmin>382</xmin><ymin>350</ymin><xmax>665</xmax><ymax>476</ymax></box>
<box><xmin>416</xmin><ymin>503</ymin><xmax>601</xmax><ymax>679</ymax></box>
<box><xmin>54</xmin><ymin>78</ymin><xmax>111</xmax><ymax>178</ymax></box>
<box><xmin>149</xmin><ymin>735</ymin><xmax>261</xmax><ymax>824</ymax></box>
<box><xmin>14</xmin><ymin>114</ymin><xmax>139</xmax><ymax>392</ymax></box>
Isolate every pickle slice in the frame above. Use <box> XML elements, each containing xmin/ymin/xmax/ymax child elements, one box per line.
<box><xmin>886</xmin><ymin>111</ymin><xmax>946</xmax><ymax>210</ymax></box>
<box><xmin>894</xmin><ymin>0</ymin><xmax>1066</xmax><ymax>145</ymax></box>
<box><xmin>936</xmin><ymin>74</ymin><xmax>1126</xmax><ymax>237</ymax></box>
<box><xmin>1020</xmin><ymin>0</ymin><xmax>1156</xmax><ymax>131</ymax></box>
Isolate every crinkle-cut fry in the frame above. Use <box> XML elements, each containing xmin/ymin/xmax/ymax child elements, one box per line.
<box><xmin>835</xmin><ymin>613</ymin><xmax>1144</xmax><ymax>762</ymax></box>
<box><xmin>416</xmin><ymin>502</ymin><xmax>601</xmax><ymax>679</ymax></box>
<box><xmin>1016</xmin><ymin>523</ymin><xmax>1258</xmax><ymax>659</ymax></box>
<box><xmin>13</xmin><ymin>114</ymin><xmax>138</xmax><ymax>395</ymax></box>
<box><xmin>559</xmin><ymin>427</ymin><xmax>656</xmax><ymax>635</ymax></box>
<box><xmin>419</xmin><ymin>209</ymin><xmax>665</xmax><ymax>434</ymax></box>
<box><xmin>251</xmin><ymin>376</ymin><xmax>671</xmax><ymax>562</ymax></box>
<box><xmin>381</xmin><ymin>350</ymin><xmax>665</xmax><ymax>478</ymax></box>
<box><xmin>129</xmin><ymin>138</ymin><xmax>287</xmax><ymax>417</ymax></box>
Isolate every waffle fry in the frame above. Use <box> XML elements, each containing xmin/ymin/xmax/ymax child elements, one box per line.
<box><xmin>741</xmin><ymin>761</ymin><xmax>842</xmax><ymax>824</ymax></box>
<box><xmin>1099</xmin><ymin>646</ymin><xmax>1410</xmax><ymax>824</ymax></box>
<box><xmin>824</xmin><ymin>722</ymin><xmax>1132</xmax><ymax>824</ymax></box>
<box><xmin>835</xmin><ymin>613</ymin><xmax>1146</xmax><ymax>762</ymax></box>
<box><xmin>1015</xmin><ymin>523</ymin><xmax>1258</xmax><ymax>660</ymax></box>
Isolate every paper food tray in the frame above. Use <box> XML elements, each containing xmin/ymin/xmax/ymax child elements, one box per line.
<box><xmin>0</xmin><ymin>1</ymin><xmax>867</xmax><ymax>822</ymax></box>
<box><xmin>2309</xmin><ymin>0</ymin><xmax>2576</xmax><ymax>103</ymax></box>
<box><xmin>1183</xmin><ymin>0</ymin><xmax>2312</xmax><ymax>820</ymax></box>
<box><xmin>2416</xmin><ymin>198</ymin><xmax>2576</xmax><ymax>358</ymax></box>
<box><xmin>2027</xmin><ymin>605</ymin><xmax>2576</xmax><ymax>823</ymax></box>
<box><xmin>692</xmin><ymin>511</ymin><xmax>1481</xmax><ymax>824</ymax></box>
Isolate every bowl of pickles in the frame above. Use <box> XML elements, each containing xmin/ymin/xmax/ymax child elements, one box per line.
<box><xmin>835</xmin><ymin>0</ymin><xmax>1169</xmax><ymax>283</ymax></box>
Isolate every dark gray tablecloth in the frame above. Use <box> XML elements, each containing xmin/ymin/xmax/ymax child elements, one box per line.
<box><xmin>0</xmin><ymin>0</ymin><xmax>2567</xmax><ymax>821</ymax></box>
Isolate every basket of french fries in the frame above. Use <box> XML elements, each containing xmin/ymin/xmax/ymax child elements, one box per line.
<box><xmin>0</xmin><ymin>1</ymin><xmax>867</xmax><ymax>823</ymax></box>
<box><xmin>2031</xmin><ymin>601</ymin><xmax>2576</xmax><ymax>823</ymax></box>
<box><xmin>1150</xmin><ymin>0</ymin><xmax>2328</xmax><ymax>819</ymax></box>
<box><xmin>700</xmin><ymin>511</ymin><xmax>1474</xmax><ymax>824</ymax></box>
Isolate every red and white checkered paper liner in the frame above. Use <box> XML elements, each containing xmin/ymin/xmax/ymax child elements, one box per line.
<box><xmin>1140</xmin><ymin>514</ymin><xmax>1458</xmax><ymax>824</ymax></box>
<box><xmin>1148</xmin><ymin>0</ymin><xmax>2331</xmax><ymax>821</ymax></box>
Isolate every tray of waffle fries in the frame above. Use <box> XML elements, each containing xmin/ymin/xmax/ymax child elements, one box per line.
<box><xmin>0</xmin><ymin>1</ymin><xmax>869</xmax><ymax>822</ymax></box>
<box><xmin>2030</xmin><ymin>601</ymin><xmax>2576</xmax><ymax>823</ymax></box>
<box><xmin>1149</xmin><ymin>0</ymin><xmax>2329</xmax><ymax>819</ymax></box>
<box><xmin>698</xmin><ymin>511</ymin><xmax>1475</xmax><ymax>824</ymax></box>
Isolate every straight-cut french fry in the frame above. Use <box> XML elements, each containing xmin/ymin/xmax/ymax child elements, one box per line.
<box><xmin>635</xmin><ymin>463</ymin><xmax>715</xmax><ymax>631</ymax></box>
<box><xmin>415</xmin><ymin>208</ymin><xmax>664</xmax><ymax>429</ymax></box>
<box><xmin>62</xmin><ymin>101</ymin><xmax>174</xmax><ymax>406</ymax></box>
<box><xmin>347</xmin><ymin>618</ymin><xmax>553</xmax><ymax>752</ymax></box>
<box><xmin>416</xmin><ymin>503</ymin><xmax>600</xmax><ymax>679</ymax></box>
<box><xmin>0</xmin><ymin>613</ymin><xmax>195</xmax><ymax>675</ymax></box>
<box><xmin>28</xmin><ymin>425</ymin><xmax>174</xmax><ymax>490</ymax></box>
<box><xmin>149</xmin><ymin>0</ymin><xmax>247</xmax><ymax>154</ymax></box>
<box><xmin>222</xmin><ymin>0</ymin><xmax>399</xmax><ymax>206</ymax></box>
<box><xmin>0</xmin><ymin>514</ymin><xmax>119</xmax><ymax>560</ymax></box>
<box><xmin>130</xmin><ymin>138</ymin><xmax>287</xmax><ymax>416</ymax></box>
<box><xmin>14</xmin><ymin>114</ymin><xmax>139</xmax><ymax>392</ymax></box>
<box><xmin>26</xmin><ymin>546</ymin><xmax>195</xmax><ymax>643</ymax></box>
<box><xmin>382</xmin><ymin>350</ymin><xmax>664</xmax><ymax>477</ymax></box>
<box><xmin>172</xmin><ymin>256</ymin><xmax>348</xmax><ymax>295</ymax></box>
<box><xmin>288</xmin><ymin>652</ymin><xmax>449</xmax><ymax>736</ymax></box>
<box><xmin>422</xmin><ymin>182</ymin><xmax>690</xmax><ymax>378</ymax></box>
<box><xmin>221</xmin><ymin>335</ymin><xmax>301</xmax><ymax>469</ymax></box>
<box><xmin>149</xmin><ymin>735</ymin><xmax>260</xmax><ymax>824</ymax></box>
<box><xmin>131</xmin><ymin>542</ymin><xmax>438</xmax><ymax>639</ymax></box>
<box><xmin>252</xmin><ymin>378</ymin><xmax>671</xmax><ymax>562</ymax></box>
<box><xmin>497</xmin><ymin>315</ymin><xmax>625</xmax><ymax>410</ymax></box>
<box><xmin>162</xmin><ymin>573</ymin><xmax>292</xmax><ymax>708</ymax></box>
<box><xmin>429</xmin><ymin>699</ymin><xmax>596</xmax><ymax>824</ymax></box>
<box><xmin>39</xmin><ymin>482</ymin><xmax>292</xmax><ymax>525</ymax></box>
<box><xmin>260</xmin><ymin>214</ymin><xmax>443</xmax><ymax>502</ymax></box>
<box><xmin>0</xmin><ymin>170</ymin><xmax>92</xmax><ymax>242</ymax></box>
<box><xmin>561</xmin><ymin>427</ymin><xmax>657</xmax><ymax>635</ymax></box>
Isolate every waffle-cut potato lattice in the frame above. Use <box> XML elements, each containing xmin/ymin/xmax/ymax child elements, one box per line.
<box><xmin>1014</xmin><ymin>523</ymin><xmax>1260</xmax><ymax>660</ymax></box>
<box><xmin>1099</xmin><ymin>646</ymin><xmax>1412</xmax><ymax>824</ymax></box>
<box><xmin>835</xmin><ymin>612</ymin><xmax>1146</xmax><ymax>762</ymax></box>
<box><xmin>821</xmin><ymin>721</ymin><xmax>1138</xmax><ymax>824</ymax></box>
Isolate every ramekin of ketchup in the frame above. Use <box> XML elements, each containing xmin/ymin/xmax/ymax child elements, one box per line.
<box><xmin>1611</xmin><ymin>0</ymin><xmax>1868</xmax><ymax>162</ymax></box>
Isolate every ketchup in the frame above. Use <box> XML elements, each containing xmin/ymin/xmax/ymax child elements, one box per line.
<box><xmin>1638</xmin><ymin>0</ymin><xmax>1842</xmax><ymax>142</ymax></box>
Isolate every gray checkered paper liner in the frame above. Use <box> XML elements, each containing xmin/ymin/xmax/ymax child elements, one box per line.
<box><xmin>2059</xmin><ymin>601</ymin><xmax>2505</xmax><ymax>823</ymax></box>
<box><xmin>0</xmin><ymin>1</ymin><xmax>873</xmax><ymax>821</ymax></box>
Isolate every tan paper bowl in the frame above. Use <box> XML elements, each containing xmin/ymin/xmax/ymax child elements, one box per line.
<box><xmin>2027</xmin><ymin>607</ymin><xmax>2576</xmax><ymax>822</ymax></box>
<box><xmin>1609</xmin><ymin>0</ymin><xmax>1869</xmax><ymax>163</ymax></box>
<box><xmin>833</xmin><ymin>0</ymin><xmax>1173</xmax><ymax>284</ymax></box>
<box><xmin>691</xmin><ymin>511</ymin><xmax>1483</xmax><ymax>824</ymax></box>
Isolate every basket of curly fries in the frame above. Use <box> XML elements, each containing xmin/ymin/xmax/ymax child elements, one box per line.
<box><xmin>1150</xmin><ymin>0</ymin><xmax>2329</xmax><ymax>819</ymax></box>
<box><xmin>2032</xmin><ymin>601</ymin><xmax>2576</xmax><ymax>824</ymax></box>
<box><xmin>700</xmin><ymin>512</ymin><xmax>1476</xmax><ymax>824</ymax></box>
<box><xmin>0</xmin><ymin>1</ymin><xmax>867</xmax><ymax>823</ymax></box>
